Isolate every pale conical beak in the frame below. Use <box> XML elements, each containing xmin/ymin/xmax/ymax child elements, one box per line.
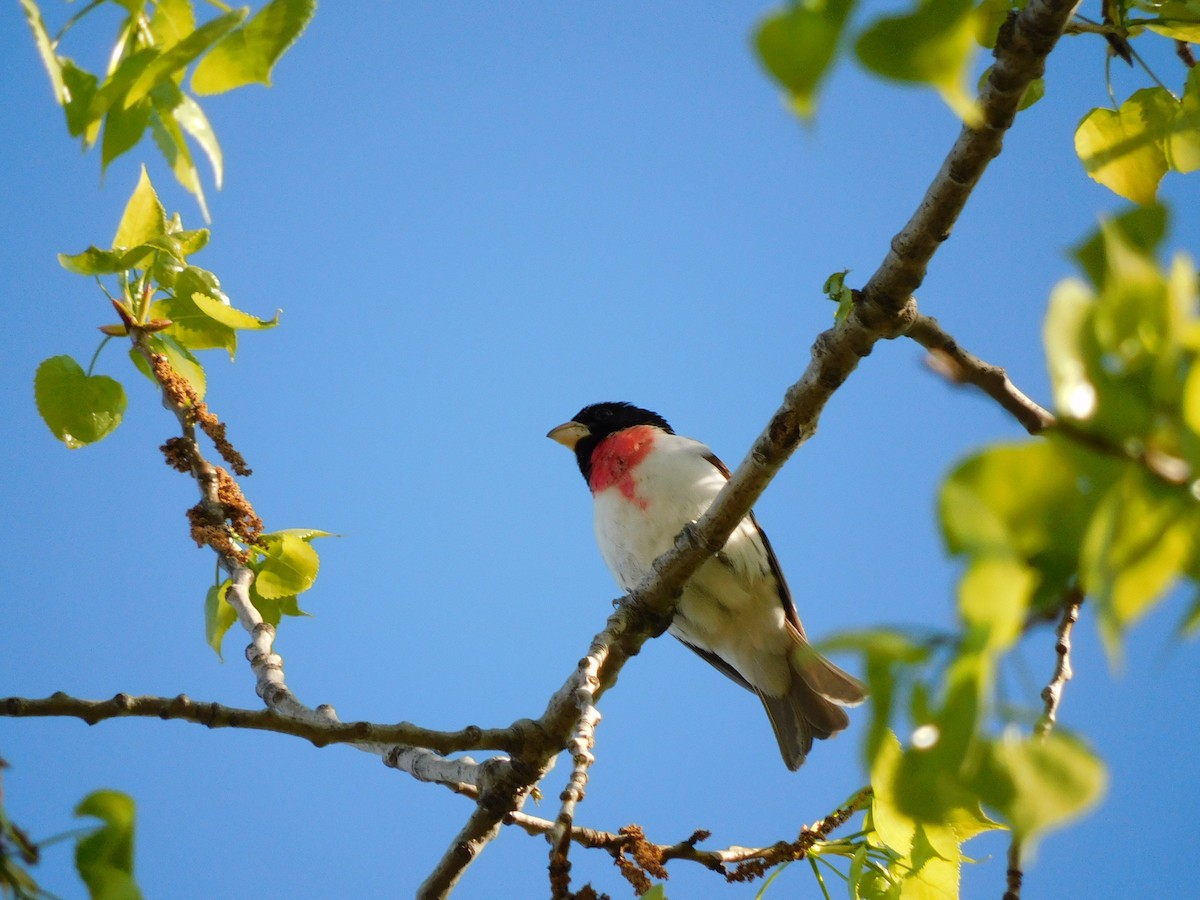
<box><xmin>547</xmin><ymin>420</ymin><xmax>589</xmax><ymax>450</ymax></box>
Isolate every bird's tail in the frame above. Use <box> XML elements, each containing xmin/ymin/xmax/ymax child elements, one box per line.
<box><xmin>759</xmin><ymin>642</ymin><xmax>867</xmax><ymax>771</ymax></box>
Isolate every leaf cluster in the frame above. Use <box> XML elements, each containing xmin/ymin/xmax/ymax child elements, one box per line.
<box><xmin>20</xmin><ymin>0</ymin><xmax>316</xmax><ymax>218</ymax></box>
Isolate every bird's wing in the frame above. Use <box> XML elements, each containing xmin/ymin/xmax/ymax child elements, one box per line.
<box><xmin>702</xmin><ymin>453</ymin><xmax>807</xmax><ymax>639</ymax></box>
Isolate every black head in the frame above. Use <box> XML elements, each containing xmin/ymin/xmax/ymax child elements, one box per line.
<box><xmin>547</xmin><ymin>402</ymin><xmax>673</xmax><ymax>482</ymax></box>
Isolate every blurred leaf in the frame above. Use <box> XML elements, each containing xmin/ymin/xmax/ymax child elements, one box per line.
<box><xmin>151</xmin><ymin>0</ymin><xmax>198</xmax><ymax>49</ymax></box>
<box><xmin>205</xmin><ymin>579</ymin><xmax>236</xmax><ymax>658</ymax></box>
<box><xmin>1179</xmin><ymin>590</ymin><xmax>1200</xmax><ymax>637</ymax></box>
<box><xmin>958</xmin><ymin>556</ymin><xmax>1033</xmax><ymax>651</ymax></box>
<box><xmin>639</xmin><ymin>885</ymin><xmax>666</xmax><ymax>900</ymax></box>
<box><xmin>114</xmin><ymin>168</ymin><xmax>167</xmax><ymax>250</ymax></box>
<box><xmin>1071</xmin><ymin>204</ymin><xmax>1168</xmax><ymax>289</ymax></box>
<box><xmin>35</xmin><ymin>355</ymin><xmax>127</xmax><ymax>448</ymax></box>
<box><xmin>191</xmin><ymin>0</ymin><xmax>317</xmax><ymax>95</ymax></box>
<box><xmin>754</xmin><ymin>0</ymin><xmax>854</xmax><ymax>119</ymax></box>
<box><xmin>1138</xmin><ymin>0</ymin><xmax>1200</xmax><ymax>40</ymax></box>
<box><xmin>255</xmin><ymin>533</ymin><xmax>320</xmax><ymax>599</ymax></box>
<box><xmin>1081</xmin><ymin>468</ymin><xmax>1194</xmax><ymax>656</ymax></box>
<box><xmin>75</xmin><ymin>790</ymin><xmax>142</xmax><ymax>900</ymax></box>
<box><xmin>1166</xmin><ymin>68</ymin><xmax>1200</xmax><ymax>174</ymax></box>
<box><xmin>974</xmin><ymin>0</ymin><xmax>1012</xmax><ymax>47</ymax></box>
<box><xmin>972</xmin><ymin>731</ymin><xmax>1106</xmax><ymax>846</ymax></box>
<box><xmin>126</xmin><ymin>9</ymin><xmax>246</xmax><ymax>107</ymax></box>
<box><xmin>1075</xmin><ymin>88</ymin><xmax>1176</xmax><ymax>205</ymax></box>
<box><xmin>855</xmin><ymin>0</ymin><xmax>981</xmax><ymax>122</ymax></box>
<box><xmin>101</xmin><ymin>96</ymin><xmax>153</xmax><ymax>172</ymax></box>
<box><xmin>149</xmin><ymin>83</ymin><xmax>209</xmax><ymax>221</ymax></box>
<box><xmin>20</xmin><ymin>0</ymin><xmax>66</xmax><ymax>104</ymax></box>
<box><xmin>174</xmin><ymin>92</ymin><xmax>224</xmax><ymax>189</ymax></box>
<box><xmin>941</xmin><ymin>440</ymin><xmax>1117</xmax><ymax>608</ymax></box>
<box><xmin>190</xmin><ymin>291</ymin><xmax>280</xmax><ymax>330</ymax></box>
<box><xmin>62</xmin><ymin>59</ymin><xmax>100</xmax><ymax>139</ymax></box>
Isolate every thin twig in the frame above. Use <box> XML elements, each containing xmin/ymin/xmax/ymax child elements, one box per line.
<box><xmin>906</xmin><ymin>313</ymin><xmax>1053</xmax><ymax>434</ymax></box>
<box><xmin>1005</xmin><ymin>589</ymin><xmax>1084</xmax><ymax>898</ymax></box>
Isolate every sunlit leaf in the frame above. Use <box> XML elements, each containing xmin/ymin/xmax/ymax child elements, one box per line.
<box><xmin>75</xmin><ymin>790</ymin><xmax>142</xmax><ymax>900</ymax></box>
<box><xmin>58</xmin><ymin>247</ymin><xmax>127</xmax><ymax>276</ymax></box>
<box><xmin>126</xmin><ymin>9</ymin><xmax>246</xmax><ymax>107</ymax></box>
<box><xmin>35</xmin><ymin>355</ymin><xmax>127</xmax><ymax>448</ymax></box>
<box><xmin>151</xmin><ymin>0</ymin><xmax>198</xmax><ymax>50</ymax></box>
<box><xmin>972</xmin><ymin>730</ymin><xmax>1106</xmax><ymax>846</ymax></box>
<box><xmin>255</xmin><ymin>533</ymin><xmax>320</xmax><ymax>599</ymax></box>
<box><xmin>191</xmin><ymin>0</ymin><xmax>317</xmax><ymax>95</ymax></box>
<box><xmin>1138</xmin><ymin>0</ymin><xmax>1200</xmax><ymax>40</ymax></box>
<box><xmin>855</xmin><ymin>0</ymin><xmax>981</xmax><ymax>122</ymax></box>
<box><xmin>754</xmin><ymin>0</ymin><xmax>854</xmax><ymax>119</ymax></box>
<box><xmin>1080</xmin><ymin>468</ymin><xmax>1194</xmax><ymax>656</ymax></box>
<box><xmin>101</xmin><ymin>96</ymin><xmax>153</xmax><ymax>172</ymax></box>
<box><xmin>958</xmin><ymin>556</ymin><xmax>1033</xmax><ymax>651</ymax></box>
<box><xmin>20</xmin><ymin>0</ymin><xmax>66</xmax><ymax>104</ymax></box>
<box><xmin>1075</xmin><ymin>88</ymin><xmax>1176</xmax><ymax>205</ymax></box>
<box><xmin>174</xmin><ymin>92</ymin><xmax>224</xmax><ymax>189</ymax></box>
<box><xmin>191</xmin><ymin>291</ymin><xmax>280</xmax><ymax>330</ymax></box>
<box><xmin>1071</xmin><ymin>204</ymin><xmax>1168</xmax><ymax>289</ymax></box>
<box><xmin>149</xmin><ymin>84</ymin><xmax>209</xmax><ymax>221</ymax></box>
<box><xmin>205</xmin><ymin>579</ymin><xmax>237</xmax><ymax>659</ymax></box>
<box><xmin>62</xmin><ymin>59</ymin><xmax>100</xmax><ymax>139</ymax></box>
<box><xmin>114</xmin><ymin>167</ymin><xmax>167</xmax><ymax>250</ymax></box>
<box><xmin>1166</xmin><ymin>67</ymin><xmax>1200</xmax><ymax>173</ymax></box>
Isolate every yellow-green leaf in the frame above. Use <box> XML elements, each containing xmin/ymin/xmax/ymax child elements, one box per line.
<box><xmin>205</xmin><ymin>580</ymin><xmax>237</xmax><ymax>659</ymax></box>
<box><xmin>191</xmin><ymin>0</ymin><xmax>316</xmax><ymax>95</ymax></box>
<box><xmin>20</xmin><ymin>0</ymin><xmax>67</xmax><ymax>104</ymax></box>
<box><xmin>75</xmin><ymin>790</ymin><xmax>142</xmax><ymax>900</ymax></box>
<box><xmin>114</xmin><ymin>167</ymin><xmax>167</xmax><ymax>250</ymax></box>
<box><xmin>191</xmin><ymin>291</ymin><xmax>280</xmax><ymax>330</ymax></box>
<box><xmin>35</xmin><ymin>355</ymin><xmax>127</xmax><ymax>448</ymax></box>
<box><xmin>1141</xmin><ymin>0</ymin><xmax>1200</xmax><ymax>40</ymax></box>
<box><xmin>973</xmin><ymin>731</ymin><xmax>1106</xmax><ymax>846</ymax></box>
<box><xmin>1081</xmin><ymin>468</ymin><xmax>1194</xmax><ymax>657</ymax></box>
<box><xmin>754</xmin><ymin>0</ymin><xmax>854</xmax><ymax>120</ymax></box>
<box><xmin>1075</xmin><ymin>88</ymin><xmax>1176</xmax><ymax>205</ymax></box>
<box><xmin>255</xmin><ymin>533</ymin><xmax>320</xmax><ymax>599</ymax></box>
<box><xmin>958</xmin><ymin>556</ymin><xmax>1033</xmax><ymax>651</ymax></box>
<box><xmin>1167</xmin><ymin>68</ymin><xmax>1200</xmax><ymax>173</ymax></box>
<box><xmin>854</xmin><ymin>0</ymin><xmax>981</xmax><ymax>122</ymax></box>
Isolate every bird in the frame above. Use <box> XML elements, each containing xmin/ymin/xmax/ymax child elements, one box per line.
<box><xmin>548</xmin><ymin>401</ymin><xmax>866</xmax><ymax>770</ymax></box>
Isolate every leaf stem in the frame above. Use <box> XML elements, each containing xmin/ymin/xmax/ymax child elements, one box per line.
<box><xmin>53</xmin><ymin>0</ymin><xmax>106</xmax><ymax>44</ymax></box>
<box><xmin>86</xmin><ymin>336</ymin><xmax>113</xmax><ymax>376</ymax></box>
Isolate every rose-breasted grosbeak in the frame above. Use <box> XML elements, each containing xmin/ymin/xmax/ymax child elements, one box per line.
<box><xmin>549</xmin><ymin>402</ymin><xmax>866</xmax><ymax>770</ymax></box>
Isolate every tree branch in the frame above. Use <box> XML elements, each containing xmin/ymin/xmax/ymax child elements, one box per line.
<box><xmin>1005</xmin><ymin>588</ymin><xmax>1084</xmax><ymax>899</ymax></box>
<box><xmin>907</xmin><ymin>313</ymin><xmax>1053</xmax><ymax>434</ymax></box>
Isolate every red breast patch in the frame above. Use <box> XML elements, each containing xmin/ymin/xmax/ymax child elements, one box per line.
<box><xmin>588</xmin><ymin>425</ymin><xmax>656</xmax><ymax>508</ymax></box>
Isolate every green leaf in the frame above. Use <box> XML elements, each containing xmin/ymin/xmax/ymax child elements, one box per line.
<box><xmin>75</xmin><ymin>789</ymin><xmax>142</xmax><ymax>900</ymax></box>
<box><xmin>1166</xmin><ymin>67</ymin><xmax>1200</xmax><ymax>174</ymax></box>
<box><xmin>940</xmin><ymin>440</ymin><xmax>1118</xmax><ymax>608</ymax></box>
<box><xmin>754</xmin><ymin>0</ymin><xmax>854</xmax><ymax>119</ymax></box>
<box><xmin>205</xmin><ymin>579</ymin><xmax>237</xmax><ymax>658</ymax></box>
<box><xmin>1080</xmin><ymin>468</ymin><xmax>1194</xmax><ymax>656</ymax></box>
<box><xmin>20</xmin><ymin>0</ymin><xmax>67</xmax><ymax>104</ymax></box>
<box><xmin>101</xmin><ymin>95</ymin><xmax>153</xmax><ymax>172</ymax></box>
<box><xmin>151</xmin><ymin>0</ymin><xmax>198</xmax><ymax>49</ymax></box>
<box><xmin>1075</xmin><ymin>88</ymin><xmax>1177</xmax><ymax>205</ymax></box>
<box><xmin>1138</xmin><ymin>0</ymin><xmax>1200</xmax><ymax>40</ymax></box>
<box><xmin>35</xmin><ymin>356</ymin><xmax>127</xmax><ymax>448</ymax></box>
<box><xmin>854</xmin><ymin>0</ymin><xmax>981</xmax><ymax>122</ymax></box>
<box><xmin>823</xmin><ymin>268</ymin><xmax>854</xmax><ymax>323</ymax></box>
<box><xmin>191</xmin><ymin>0</ymin><xmax>317</xmax><ymax>95</ymax></box>
<box><xmin>1071</xmin><ymin>204</ymin><xmax>1168</xmax><ymax>289</ymax></box>
<box><xmin>58</xmin><ymin>247</ymin><xmax>128</xmax><ymax>276</ymax></box>
<box><xmin>958</xmin><ymin>556</ymin><xmax>1033</xmax><ymax>651</ymax></box>
<box><xmin>149</xmin><ymin>84</ymin><xmax>209</xmax><ymax>221</ymax></box>
<box><xmin>62</xmin><ymin>59</ymin><xmax>101</xmax><ymax>139</ymax></box>
<box><xmin>126</xmin><ymin>9</ymin><xmax>247</xmax><ymax>107</ymax></box>
<box><xmin>190</xmin><ymin>291</ymin><xmax>280</xmax><ymax>331</ymax></box>
<box><xmin>175</xmin><ymin>92</ymin><xmax>224</xmax><ymax>189</ymax></box>
<box><xmin>114</xmin><ymin>167</ymin><xmax>167</xmax><ymax>250</ymax></box>
<box><xmin>139</xmin><ymin>334</ymin><xmax>207</xmax><ymax>399</ymax></box>
<box><xmin>255</xmin><ymin>533</ymin><xmax>320</xmax><ymax>599</ymax></box>
<box><xmin>639</xmin><ymin>885</ymin><xmax>666</xmax><ymax>900</ymax></box>
<box><xmin>972</xmin><ymin>731</ymin><xmax>1106</xmax><ymax>846</ymax></box>
<box><xmin>151</xmin><ymin>295</ymin><xmax>237</xmax><ymax>359</ymax></box>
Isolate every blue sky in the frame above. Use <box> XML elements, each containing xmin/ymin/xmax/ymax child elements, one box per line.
<box><xmin>2</xmin><ymin>3</ymin><xmax>1198</xmax><ymax>898</ymax></box>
